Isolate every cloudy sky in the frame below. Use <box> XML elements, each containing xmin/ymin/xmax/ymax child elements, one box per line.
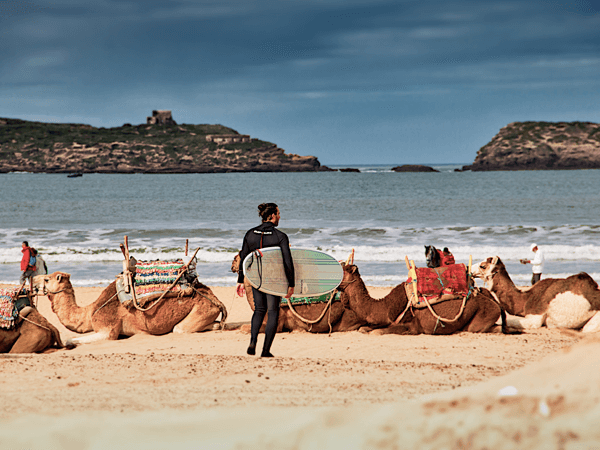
<box><xmin>1</xmin><ymin>0</ymin><xmax>599</xmax><ymax>165</ymax></box>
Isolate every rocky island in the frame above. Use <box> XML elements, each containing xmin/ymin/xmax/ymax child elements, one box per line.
<box><xmin>391</xmin><ymin>164</ymin><xmax>439</xmax><ymax>173</ymax></box>
<box><xmin>463</xmin><ymin>121</ymin><xmax>600</xmax><ymax>171</ymax></box>
<box><xmin>0</xmin><ymin>112</ymin><xmax>328</xmax><ymax>173</ymax></box>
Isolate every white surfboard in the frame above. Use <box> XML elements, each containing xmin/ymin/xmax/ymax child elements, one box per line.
<box><xmin>242</xmin><ymin>248</ymin><xmax>343</xmax><ymax>297</ymax></box>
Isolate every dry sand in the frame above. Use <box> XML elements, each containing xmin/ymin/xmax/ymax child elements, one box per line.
<box><xmin>1</xmin><ymin>284</ymin><xmax>599</xmax><ymax>449</ymax></box>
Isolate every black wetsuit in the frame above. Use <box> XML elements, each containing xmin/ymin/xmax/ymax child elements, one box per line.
<box><xmin>238</xmin><ymin>222</ymin><xmax>294</xmax><ymax>356</ymax></box>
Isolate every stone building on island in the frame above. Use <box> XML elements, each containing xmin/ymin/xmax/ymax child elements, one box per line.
<box><xmin>206</xmin><ymin>134</ymin><xmax>251</xmax><ymax>144</ymax></box>
<box><xmin>147</xmin><ymin>110</ymin><xmax>176</xmax><ymax>125</ymax></box>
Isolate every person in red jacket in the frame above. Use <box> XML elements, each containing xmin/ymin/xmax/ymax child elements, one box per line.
<box><xmin>20</xmin><ymin>241</ymin><xmax>36</xmax><ymax>288</ymax></box>
<box><xmin>439</xmin><ymin>247</ymin><xmax>455</xmax><ymax>266</ymax></box>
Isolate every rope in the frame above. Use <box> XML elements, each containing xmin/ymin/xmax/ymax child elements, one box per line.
<box><xmin>421</xmin><ymin>286</ymin><xmax>472</xmax><ymax>325</ymax></box>
<box><xmin>285</xmin><ymin>290</ymin><xmax>337</xmax><ymax>325</ymax></box>
<box><xmin>92</xmin><ymin>290</ymin><xmax>121</xmax><ymax>317</ymax></box>
<box><xmin>18</xmin><ymin>312</ymin><xmax>52</xmax><ymax>332</ymax></box>
<box><xmin>392</xmin><ymin>300</ymin><xmax>412</xmax><ymax>325</ymax></box>
<box><xmin>191</xmin><ymin>286</ymin><xmax>228</xmax><ymax>329</ymax></box>
<box><xmin>44</xmin><ymin>287</ymin><xmax>73</xmax><ymax>295</ymax></box>
<box><xmin>227</xmin><ymin>290</ymin><xmax>238</xmax><ymax>324</ymax></box>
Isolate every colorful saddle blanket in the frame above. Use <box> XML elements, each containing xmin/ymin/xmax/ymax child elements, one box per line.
<box><xmin>0</xmin><ymin>287</ymin><xmax>19</xmax><ymax>329</ymax></box>
<box><xmin>280</xmin><ymin>291</ymin><xmax>341</xmax><ymax>306</ymax></box>
<box><xmin>406</xmin><ymin>264</ymin><xmax>469</xmax><ymax>308</ymax></box>
<box><xmin>134</xmin><ymin>259</ymin><xmax>185</xmax><ymax>298</ymax></box>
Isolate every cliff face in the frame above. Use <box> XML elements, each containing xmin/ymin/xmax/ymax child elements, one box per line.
<box><xmin>464</xmin><ymin>122</ymin><xmax>600</xmax><ymax>171</ymax></box>
<box><xmin>0</xmin><ymin>118</ymin><xmax>325</xmax><ymax>173</ymax></box>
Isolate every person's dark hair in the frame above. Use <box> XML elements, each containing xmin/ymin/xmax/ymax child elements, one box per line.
<box><xmin>258</xmin><ymin>203</ymin><xmax>278</xmax><ymax>222</ymax></box>
<box><xmin>22</xmin><ymin>241</ymin><xmax>29</xmax><ymax>247</ymax></box>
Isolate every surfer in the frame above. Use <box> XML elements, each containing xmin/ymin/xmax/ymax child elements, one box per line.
<box><xmin>236</xmin><ymin>203</ymin><xmax>294</xmax><ymax>357</ymax></box>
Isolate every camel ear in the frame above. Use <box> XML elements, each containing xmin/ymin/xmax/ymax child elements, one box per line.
<box><xmin>350</xmin><ymin>266</ymin><xmax>358</xmax><ymax>274</ymax></box>
<box><xmin>492</xmin><ymin>256</ymin><xmax>498</xmax><ymax>265</ymax></box>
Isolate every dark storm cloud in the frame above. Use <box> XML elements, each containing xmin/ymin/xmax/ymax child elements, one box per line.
<box><xmin>1</xmin><ymin>0</ymin><xmax>599</xmax><ymax>163</ymax></box>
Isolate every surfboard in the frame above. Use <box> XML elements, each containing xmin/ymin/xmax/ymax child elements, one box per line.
<box><xmin>242</xmin><ymin>248</ymin><xmax>343</xmax><ymax>297</ymax></box>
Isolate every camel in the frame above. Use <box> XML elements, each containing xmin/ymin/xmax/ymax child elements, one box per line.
<box><xmin>34</xmin><ymin>272</ymin><xmax>227</xmax><ymax>346</ymax></box>
<box><xmin>337</xmin><ymin>263</ymin><xmax>505</xmax><ymax>335</ymax></box>
<box><xmin>471</xmin><ymin>256</ymin><xmax>600</xmax><ymax>332</ymax></box>
<box><xmin>0</xmin><ymin>305</ymin><xmax>65</xmax><ymax>353</ymax></box>
<box><xmin>231</xmin><ymin>254</ymin><xmax>364</xmax><ymax>333</ymax></box>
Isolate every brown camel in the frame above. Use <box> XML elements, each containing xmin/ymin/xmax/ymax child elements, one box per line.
<box><xmin>34</xmin><ymin>272</ymin><xmax>227</xmax><ymax>346</ymax></box>
<box><xmin>231</xmin><ymin>254</ymin><xmax>364</xmax><ymax>332</ymax></box>
<box><xmin>337</xmin><ymin>263</ymin><xmax>504</xmax><ymax>335</ymax></box>
<box><xmin>472</xmin><ymin>256</ymin><xmax>600</xmax><ymax>332</ymax></box>
<box><xmin>0</xmin><ymin>306</ymin><xmax>65</xmax><ymax>353</ymax></box>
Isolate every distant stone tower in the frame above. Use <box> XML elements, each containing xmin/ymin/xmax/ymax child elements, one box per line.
<box><xmin>147</xmin><ymin>110</ymin><xmax>176</xmax><ymax>125</ymax></box>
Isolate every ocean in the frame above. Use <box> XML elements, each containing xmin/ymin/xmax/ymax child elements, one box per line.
<box><xmin>1</xmin><ymin>165</ymin><xmax>599</xmax><ymax>287</ymax></box>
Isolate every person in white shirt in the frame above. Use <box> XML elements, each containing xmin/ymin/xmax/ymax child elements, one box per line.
<box><xmin>523</xmin><ymin>243</ymin><xmax>544</xmax><ymax>285</ymax></box>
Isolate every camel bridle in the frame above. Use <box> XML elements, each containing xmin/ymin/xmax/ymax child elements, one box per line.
<box><xmin>38</xmin><ymin>278</ymin><xmax>73</xmax><ymax>296</ymax></box>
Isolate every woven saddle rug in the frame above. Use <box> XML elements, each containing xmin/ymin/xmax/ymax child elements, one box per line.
<box><xmin>405</xmin><ymin>263</ymin><xmax>470</xmax><ymax>308</ymax></box>
<box><xmin>0</xmin><ymin>287</ymin><xmax>19</xmax><ymax>329</ymax></box>
<box><xmin>134</xmin><ymin>259</ymin><xmax>186</xmax><ymax>298</ymax></box>
<box><xmin>280</xmin><ymin>291</ymin><xmax>341</xmax><ymax>307</ymax></box>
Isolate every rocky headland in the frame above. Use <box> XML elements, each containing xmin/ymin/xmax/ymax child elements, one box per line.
<box><xmin>0</xmin><ymin>117</ymin><xmax>328</xmax><ymax>173</ymax></box>
<box><xmin>463</xmin><ymin>121</ymin><xmax>600</xmax><ymax>171</ymax></box>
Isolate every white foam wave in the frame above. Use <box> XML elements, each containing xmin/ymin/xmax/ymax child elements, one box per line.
<box><xmin>2</xmin><ymin>242</ymin><xmax>600</xmax><ymax>266</ymax></box>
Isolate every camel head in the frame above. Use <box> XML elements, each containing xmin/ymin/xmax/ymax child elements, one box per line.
<box><xmin>338</xmin><ymin>263</ymin><xmax>361</xmax><ymax>292</ymax></box>
<box><xmin>471</xmin><ymin>257</ymin><xmax>503</xmax><ymax>285</ymax></box>
<box><xmin>231</xmin><ymin>253</ymin><xmax>240</xmax><ymax>273</ymax></box>
<box><xmin>33</xmin><ymin>272</ymin><xmax>73</xmax><ymax>298</ymax></box>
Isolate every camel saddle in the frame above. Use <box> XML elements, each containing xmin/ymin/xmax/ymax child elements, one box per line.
<box><xmin>280</xmin><ymin>291</ymin><xmax>341</xmax><ymax>307</ymax></box>
<box><xmin>0</xmin><ymin>287</ymin><xmax>32</xmax><ymax>329</ymax></box>
<box><xmin>116</xmin><ymin>259</ymin><xmax>196</xmax><ymax>307</ymax></box>
<box><xmin>405</xmin><ymin>263</ymin><xmax>470</xmax><ymax>309</ymax></box>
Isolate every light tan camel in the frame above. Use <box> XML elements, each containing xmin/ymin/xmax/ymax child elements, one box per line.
<box><xmin>0</xmin><ymin>306</ymin><xmax>65</xmax><ymax>353</ymax></box>
<box><xmin>337</xmin><ymin>263</ymin><xmax>505</xmax><ymax>335</ymax></box>
<box><xmin>34</xmin><ymin>272</ymin><xmax>227</xmax><ymax>346</ymax></box>
<box><xmin>231</xmin><ymin>254</ymin><xmax>364</xmax><ymax>332</ymax></box>
<box><xmin>472</xmin><ymin>256</ymin><xmax>600</xmax><ymax>331</ymax></box>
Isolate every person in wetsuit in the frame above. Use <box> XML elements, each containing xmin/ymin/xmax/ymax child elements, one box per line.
<box><xmin>236</xmin><ymin>203</ymin><xmax>295</xmax><ymax>357</ymax></box>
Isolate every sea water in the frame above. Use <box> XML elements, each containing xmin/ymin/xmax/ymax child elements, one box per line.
<box><xmin>1</xmin><ymin>165</ymin><xmax>599</xmax><ymax>287</ymax></box>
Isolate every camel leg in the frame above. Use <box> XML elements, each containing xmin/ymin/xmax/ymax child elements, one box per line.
<box><xmin>581</xmin><ymin>311</ymin><xmax>600</xmax><ymax>333</ymax></box>
<box><xmin>497</xmin><ymin>313</ymin><xmax>546</xmax><ymax>330</ymax></box>
<box><xmin>9</xmin><ymin>332</ymin><xmax>50</xmax><ymax>353</ymax></box>
<box><xmin>370</xmin><ymin>321</ymin><xmax>423</xmax><ymax>335</ymax></box>
<box><xmin>66</xmin><ymin>330</ymin><xmax>112</xmax><ymax>346</ymax></box>
<box><xmin>173</xmin><ymin>305</ymin><xmax>220</xmax><ymax>333</ymax></box>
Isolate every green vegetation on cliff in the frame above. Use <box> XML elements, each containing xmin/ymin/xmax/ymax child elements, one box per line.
<box><xmin>465</xmin><ymin>121</ymin><xmax>600</xmax><ymax>171</ymax></box>
<box><xmin>0</xmin><ymin>118</ymin><xmax>324</xmax><ymax>173</ymax></box>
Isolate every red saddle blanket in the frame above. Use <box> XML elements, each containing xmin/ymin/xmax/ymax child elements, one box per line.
<box><xmin>409</xmin><ymin>264</ymin><xmax>469</xmax><ymax>297</ymax></box>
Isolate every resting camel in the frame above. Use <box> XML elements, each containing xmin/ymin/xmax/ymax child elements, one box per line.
<box><xmin>472</xmin><ymin>256</ymin><xmax>600</xmax><ymax>332</ymax></box>
<box><xmin>34</xmin><ymin>272</ymin><xmax>227</xmax><ymax>346</ymax></box>
<box><xmin>0</xmin><ymin>306</ymin><xmax>65</xmax><ymax>353</ymax></box>
<box><xmin>337</xmin><ymin>263</ymin><xmax>505</xmax><ymax>335</ymax></box>
<box><xmin>231</xmin><ymin>254</ymin><xmax>364</xmax><ymax>332</ymax></box>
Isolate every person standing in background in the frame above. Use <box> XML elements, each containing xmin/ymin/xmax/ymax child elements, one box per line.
<box><xmin>20</xmin><ymin>241</ymin><xmax>36</xmax><ymax>288</ymax></box>
<box><xmin>521</xmin><ymin>243</ymin><xmax>544</xmax><ymax>285</ymax></box>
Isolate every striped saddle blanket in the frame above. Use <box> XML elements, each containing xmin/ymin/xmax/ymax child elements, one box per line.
<box><xmin>134</xmin><ymin>259</ymin><xmax>186</xmax><ymax>298</ymax></box>
<box><xmin>280</xmin><ymin>291</ymin><xmax>341</xmax><ymax>306</ymax></box>
<box><xmin>0</xmin><ymin>288</ymin><xmax>19</xmax><ymax>329</ymax></box>
<box><xmin>406</xmin><ymin>264</ymin><xmax>470</xmax><ymax>308</ymax></box>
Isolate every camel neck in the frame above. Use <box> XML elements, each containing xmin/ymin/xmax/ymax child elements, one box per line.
<box><xmin>492</xmin><ymin>270</ymin><xmax>526</xmax><ymax>316</ymax></box>
<box><xmin>50</xmin><ymin>290</ymin><xmax>93</xmax><ymax>334</ymax></box>
<box><xmin>342</xmin><ymin>272</ymin><xmax>406</xmax><ymax>326</ymax></box>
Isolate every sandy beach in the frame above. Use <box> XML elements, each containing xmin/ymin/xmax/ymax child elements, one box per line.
<box><xmin>1</xmin><ymin>283</ymin><xmax>599</xmax><ymax>449</ymax></box>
